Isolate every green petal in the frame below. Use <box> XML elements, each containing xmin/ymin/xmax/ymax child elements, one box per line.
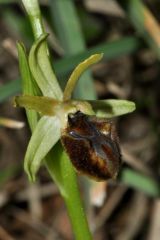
<box><xmin>29</xmin><ymin>33</ymin><xmax>63</xmax><ymax>100</ymax></box>
<box><xmin>24</xmin><ymin>116</ymin><xmax>61</xmax><ymax>182</ymax></box>
<box><xmin>63</xmin><ymin>53</ymin><xmax>103</xmax><ymax>101</ymax></box>
<box><xmin>87</xmin><ymin>99</ymin><xmax>136</xmax><ymax>118</ymax></box>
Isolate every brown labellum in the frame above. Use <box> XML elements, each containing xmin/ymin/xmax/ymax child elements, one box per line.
<box><xmin>61</xmin><ymin>111</ymin><xmax>121</xmax><ymax>181</ymax></box>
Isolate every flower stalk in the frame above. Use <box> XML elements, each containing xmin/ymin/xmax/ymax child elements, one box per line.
<box><xmin>17</xmin><ymin>1</ymin><xmax>136</xmax><ymax>239</ymax></box>
<box><xmin>19</xmin><ymin>0</ymin><xmax>93</xmax><ymax>239</ymax></box>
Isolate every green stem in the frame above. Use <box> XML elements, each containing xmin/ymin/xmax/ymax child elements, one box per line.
<box><xmin>22</xmin><ymin>0</ymin><xmax>44</xmax><ymax>39</ymax></box>
<box><xmin>46</xmin><ymin>144</ymin><xmax>92</xmax><ymax>240</ymax></box>
<box><xmin>62</xmin><ymin>158</ymin><xmax>92</xmax><ymax>240</ymax></box>
<box><xmin>21</xmin><ymin>0</ymin><xmax>92</xmax><ymax>239</ymax></box>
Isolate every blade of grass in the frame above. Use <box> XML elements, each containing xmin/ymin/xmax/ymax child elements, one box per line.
<box><xmin>2</xmin><ymin>9</ymin><xmax>33</xmax><ymax>46</ymax></box>
<box><xmin>55</xmin><ymin>36</ymin><xmax>141</xmax><ymax>78</ymax></box>
<box><xmin>50</xmin><ymin>0</ymin><xmax>85</xmax><ymax>54</ymax></box>
<box><xmin>49</xmin><ymin>0</ymin><xmax>96</xmax><ymax>100</ymax></box>
<box><xmin>0</xmin><ymin>79</ymin><xmax>21</xmax><ymax>102</ymax></box>
<box><xmin>0</xmin><ymin>0</ymin><xmax>17</xmax><ymax>3</ymax></box>
<box><xmin>117</xmin><ymin>0</ymin><xmax>160</xmax><ymax>58</ymax></box>
<box><xmin>0</xmin><ymin>165</ymin><xmax>20</xmax><ymax>187</ymax></box>
<box><xmin>120</xmin><ymin>168</ymin><xmax>160</xmax><ymax>197</ymax></box>
<box><xmin>0</xmin><ymin>36</ymin><xmax>141</xmax><ymax>103</ymax></box>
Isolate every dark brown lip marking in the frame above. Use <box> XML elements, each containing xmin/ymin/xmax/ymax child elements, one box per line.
<box><xmin>61</xmin><ymin>111</ymin><xmax>121</xmax><ymax>181</ymax></box>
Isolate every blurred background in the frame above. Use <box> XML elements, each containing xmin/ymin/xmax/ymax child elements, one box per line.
<box><xmin>0</xmin><ymin>0</ymin><xmax>160</xmax><ymax>239</ymax></box>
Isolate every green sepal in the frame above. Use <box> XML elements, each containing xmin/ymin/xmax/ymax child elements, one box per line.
<box><xmin>14</xmin><ymin>95</ymin><xmax>60</xmax><ymax>116</ymax></box>
<box><xmin>87</xmin><ymin>99</ymin><xmax>136</xmax><ymax>118</ymax></box>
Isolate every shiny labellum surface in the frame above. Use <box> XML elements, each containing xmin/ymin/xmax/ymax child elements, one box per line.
<box><xmin>61</xmin><ymin>111</ymin><xmax>121</xmax><ymax>181</ymax></box>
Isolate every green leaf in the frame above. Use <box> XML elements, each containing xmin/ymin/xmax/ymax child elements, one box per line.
<box><xmin>17</xmin><ymin>42</ymin><xmax>40</xmax><ymax>131</ymax></box>
<box><xmin>50</xmin><ymin>0</ymin><xmax>96</xmax><ymax>100</ymax></box>
<box><xmin>55</xmin><ymin>36</ymin><xmax>141</xmax><ymax>78</ymax></box>
<box><xmin>29</xmin><ymin>33</ymin><xmax>63</xmax><ymax>100</ymax></box>
<box><xmin>0</xmin><ymin>79</ymin><xmax>21</xmax><ymax>103</ymax></box>
<box><xmin>118</xmin><ymin>0</ymin><xmax>160</xmax><ymax>58</ymax></box>
<box><xmin>24</xmin><ymin>116</ymin><xmax>61</xmax><ymax>182</ymax></box>
<box><xmin>0</xmin><ymin>165</ymin><xmax>19</xmax><ymax>188</ymax></box>
<box><xmin>120</xmin><ymin>168</ymin><xmax>160</xmax><ymax>197</ymax></box>
<box><xmin>0</xmin><ymin>0</ymin><xmax>17</xmax><ymax>3</ymax></box>
<box><xmin>87</xmin><ymin>99</ymin><xmax>136</xmax><ymax>118</ymax></box>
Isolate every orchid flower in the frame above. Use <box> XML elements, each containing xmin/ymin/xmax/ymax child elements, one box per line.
<box><xmin>14</xmin><ymin>34</ymin><xmax>135</xmax><ymax>183</ymax></box>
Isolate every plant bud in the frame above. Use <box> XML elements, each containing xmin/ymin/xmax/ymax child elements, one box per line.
<box><xmin>61</xmin><ymin>111</ymin><xmax>121</xmax><ymax>181</ymax></box>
